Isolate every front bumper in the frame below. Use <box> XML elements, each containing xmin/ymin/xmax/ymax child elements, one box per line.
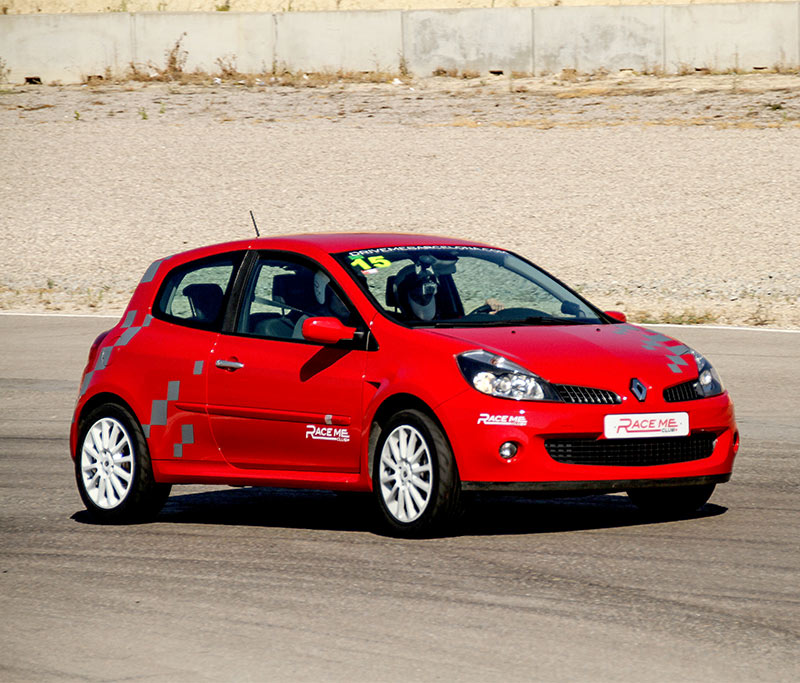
<box><xmin>437</xmin><ymin>390</ymin><xmax>738</xmax><ymax>485</ymax></box>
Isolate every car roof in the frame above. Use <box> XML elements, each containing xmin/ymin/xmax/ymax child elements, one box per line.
<box><xmin>197</xmin><ymin>232</ymin><xmax>494</xmax><ymax>256</ymax></box>
<box><xmin>146</xmin><ymin>233</ymin><xmax>502</xmax><ymax>281</ymax></box>
<box><xmin>271</xmin><ymin>232</ymin><xmax>493</xmax><ymax>252</ymax></box>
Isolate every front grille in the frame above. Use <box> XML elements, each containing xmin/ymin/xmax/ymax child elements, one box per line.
<box><xmin>553</xmin><ymin>384</ymin><xmax>621</xmax><ymax>405</ymax></box>
<box><xmin>545</xmin><ymin>433</ymin><xmax>716</xmax><ymax>466</ymax></box>
<box><xmin>663</xmin><ymin>380</ymin><xmax>702</xmax><ymax>403</ymax></box>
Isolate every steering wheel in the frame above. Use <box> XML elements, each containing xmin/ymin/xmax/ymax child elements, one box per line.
<box><xmin>465</xmin><ymin>303</ymin><xmax>494</xmax><ymax>316</ymax></box>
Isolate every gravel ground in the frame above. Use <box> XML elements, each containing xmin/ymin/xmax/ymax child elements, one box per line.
<box><xmin>1</xmin><ymin>72</ymin><xmax>799</xmax><ymax>327</ymax></box>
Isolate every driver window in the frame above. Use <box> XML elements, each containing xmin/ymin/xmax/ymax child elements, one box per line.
<box><xmin>237</xmin><ymin>258</ymin><xmax>353</xmax><ymax>340</ymax></box>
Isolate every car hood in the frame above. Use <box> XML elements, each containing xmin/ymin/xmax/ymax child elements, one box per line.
<box><xmin>432</xmin><ymin>323</ymin><xmax>698</xmax><ymax>389</ymax></box>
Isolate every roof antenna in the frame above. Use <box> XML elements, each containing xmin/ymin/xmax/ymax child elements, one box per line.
<box><xmin>249</xmin><ymin>210</ymin><xmax>260</xmax><ymax>237</ymax></box>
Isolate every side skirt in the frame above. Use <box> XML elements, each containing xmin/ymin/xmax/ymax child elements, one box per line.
<box><xmin>153</xmin><ymin>459</ymin><xmax>372</xmax><ymax>492</ymax></box>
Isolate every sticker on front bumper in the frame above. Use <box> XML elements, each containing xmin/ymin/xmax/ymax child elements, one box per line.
<box><xmin>604</xmin><ymin>412</ymin><xmax>689</xmax><ymax>439</ymax></box>
<box><xmin>477</xmin><ymin>412</ymin><xmax>528</xmax><ymax>426</ymax></box>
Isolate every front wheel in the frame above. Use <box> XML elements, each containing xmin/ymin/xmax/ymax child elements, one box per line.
<box><xmin>75</xmin><ymin>403</ymin><xmax>171</xmax><ymax>523</ymax></box>
<box><xmin>626</xmin><ymin>484</ymin><xmax>715</xmax><ymax>517</ymax></box>
<box><xmin>372</xmin><ymin>409</ymin><xmax>461</xmax><ymax>537</ymax></box>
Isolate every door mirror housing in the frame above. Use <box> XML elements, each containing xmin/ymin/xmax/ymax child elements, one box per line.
<box><xmin>604</xmin><ymin>310</ymin><xmax>627</xmax><ymax>323</ymax></box>
<box><xmin>302</xmin><ymin>317</ymin><xmax>357</xmax><ymax>345</ymax></box>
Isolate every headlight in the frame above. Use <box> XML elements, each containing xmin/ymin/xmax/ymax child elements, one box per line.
<box><xmin>689</xmin><ymin>349</ymin><xmax>724</xmax><ymax>397</ymax></box>
<box><xmin>456</xmin><ymin>350</ymin><xmax>560</xmax><ymax>401</ymax></box>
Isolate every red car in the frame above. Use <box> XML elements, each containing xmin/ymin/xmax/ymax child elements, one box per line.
<box><xmin>71</xmin><ymin>234</ymin><xmax>738</xmax><ymax>535</ymax></box>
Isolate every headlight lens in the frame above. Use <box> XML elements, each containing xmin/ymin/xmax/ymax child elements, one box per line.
<box><xmin>456</xmin><ymin>350</ymin><xmax>560</xmax><ymax>401</ymax></box>
<box><xmin>689</xmin><ymin>349</ymin><xmax>724</xmax><ymax>397</ymax></box>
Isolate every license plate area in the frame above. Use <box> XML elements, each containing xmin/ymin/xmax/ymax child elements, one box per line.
<box><xmin>603</xmin><ymin>412</ymin><xmax>689</xmax><ymax>439</ymax></box>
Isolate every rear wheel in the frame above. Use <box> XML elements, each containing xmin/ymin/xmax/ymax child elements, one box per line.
<box><xmin>372</xmin><ymin>409</ymin><xmax>461</xmax><ymax>537</ymax></box>
<box><xmin>626</xmin><ymin>484</ymin><xmax>715</xmax><ymax>517</ymax></box>
<box><xmin>75</xmin><ymin>403</ymin><xmax>170</xmax><ymax>523</ymax></box>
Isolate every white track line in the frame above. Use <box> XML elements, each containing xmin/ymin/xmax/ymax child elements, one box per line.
<box><xmin>646</xmin><ymin>323</ymin><xmax>800</xmax><ymax>334</ymax></box>
<box><xmin>0</xmin><ymin>311</ymin><xmax>119</xmax><ymax>319</ymax></box>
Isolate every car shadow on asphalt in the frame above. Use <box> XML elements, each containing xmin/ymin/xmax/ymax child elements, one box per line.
<box><xmin>72</xmin><ymin>486</ymin><xmax>727</xmax><ymax>536</ymax></box>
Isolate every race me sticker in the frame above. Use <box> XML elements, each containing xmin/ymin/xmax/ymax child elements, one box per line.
<box><xmin>477</xmin><ymin>413</ymin><xmax>528</xmax><ymax>426</ymax></box>
<box><xmin>305</xmin><ymin>425</ymin><xmax>351</xmax><ymax>442</ymax></box>
<box><xmin>604</xmin><ymin>412</ymin><xmax>689</xmax><ymax>439</ymax></box>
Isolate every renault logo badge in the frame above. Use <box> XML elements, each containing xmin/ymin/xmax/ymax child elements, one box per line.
<box><xmin>630</xmin><ymin>378</ymin><xmax>647</xmax><ymax>402</ymax></box>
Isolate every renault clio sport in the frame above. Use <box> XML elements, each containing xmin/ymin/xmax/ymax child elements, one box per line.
<box><xmin>71</xmin><ymin>234</ymin><xmax>739</xmax><ymax>535</ymax></box>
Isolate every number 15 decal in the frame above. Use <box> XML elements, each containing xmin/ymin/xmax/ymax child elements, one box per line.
<box><xmin>350</xmin><ymin>255</ymin><xmax>391</xmax><ymax>270</ymax></box>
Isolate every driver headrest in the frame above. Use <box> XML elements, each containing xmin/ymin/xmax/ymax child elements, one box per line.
<box><xmin>272</xmin><ymin>272</ymin><xmax>316</xmax><ymax>311</ymax></box>
<box><xmin>392</xmin><ymin>264</ymin><xmax>438</xmax><ymax>320</ymax></box>
<box><xmin>182</xmin><ymin>283</ymin><xmax>224</xmax><ymax>322</ymax></box>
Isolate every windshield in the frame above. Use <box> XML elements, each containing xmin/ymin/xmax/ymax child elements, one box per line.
<box><xmin>333</xmin><ymin>245</ymin><xmax>609</xmax><ymax>327</ymax></box>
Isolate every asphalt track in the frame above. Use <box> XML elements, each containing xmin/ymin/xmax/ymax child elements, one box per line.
<box><xmin>1</xmin><ymin>314</ymin><xmax>798</xmax><ymax>682</ymax></box>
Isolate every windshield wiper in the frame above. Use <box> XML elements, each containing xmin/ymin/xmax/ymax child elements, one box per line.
<box><xmin>417</xmin><ymin>316</ymin><xmax>598</xmax><ymax>328</ymax></box>
<box><xmin>518</xmin><ymin>316</ymin><xmax>596</xmax><ymax>326</ymax></box>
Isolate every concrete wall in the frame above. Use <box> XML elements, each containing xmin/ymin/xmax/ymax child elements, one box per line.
<box><xmin>130</xmin><ymin>12</ymin><xmax>276</xmax><ymax>73</ymax></box>
<box><xmin>534</xmin><ymin>6</ymin><xmax>664</xmax><ymax>74</ymax></box>
<box><xmin>665</xmin><ymin>3</ymin><xmax>800</xmax><ymax>70</ymax></box>
<box><xmin>1</xmin><ymin>3</ymin><xmax>799</xmax><ymax>83</ymax></box>
<box><xmin>275</xmin><ymin>11</ymin><xmax>402</xmax><ymax>72</ymax></box>
<box><xmin>402</xmin><ymin>9</ymin><xmax>534</xmax><ymax>74</ymax></box>
<box><xmin>3</xmin><ymin>0</ymin><xmax>793</xmax><ymax>14</ymax></box>
<box><xmin>1</xmin><ymin>13</ymin><xmax>133</xmax><ymax>81</ymax></box>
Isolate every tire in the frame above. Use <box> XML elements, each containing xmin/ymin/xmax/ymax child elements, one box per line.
<box><xmin>372</xmin><ymin>409</ymin><xmax>461</xmax><ymax>537</ymax></box>
<box><xmin>75</xmin><ymin>403</ymin><xmax>171</xmax><ymax>523</ymax></box>
<box><xmin>626</xmin><ymin>484</ymin><xmax>715</xmax><ymax>518</ymax></box>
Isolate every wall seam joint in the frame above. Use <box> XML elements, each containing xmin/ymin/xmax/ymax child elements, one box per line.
<box><xmin>400</xmin><ymin>10</ymin><xmax>406</xmax><ymax>75</ymax></box>
<box><xmin>661</xmin><ymin>4</ymin><xmax>667</xmax><ymax>73</ymax></box>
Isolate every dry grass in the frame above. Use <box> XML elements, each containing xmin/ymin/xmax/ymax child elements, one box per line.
<box><xmin>631</xmin><ymin>309</ymin><xmax>720</xmax><ymax>326</ymax></box>
<box><xmin>743</xmin><ymin>304</ymin><xmax>775</xmax><ymax>327</ymax></box>
<box><xmin>432</xmin><ymin>67</ymin><xmax>482</xmax><ymax>80</ymax></box>
<box><xmin>273</xmin><ymin>69</ymin><xmax>409</xmax><ymax>87</ymax></box>
<box><xmin>432</xmin><ymin>67</ymin><xmax>458</xmax><ymax>78</ymax></box>
<box><xmin>0</xmin><ymin>283</ymin><xmax>124</xmax><ymax>314</ymax></box>
<box><xmin>116</xmin><ymin>37</ymin><xmax>409</xmax><ymax>87</ymax></box>
<box><xmin>445</xmin><ymin>117</ymin><xmax>800</xmax><ymax>131</ymax></box>
<box><xmin>70</xmin><ymin>39</ymin><xmax>800</xmax><ymax>93</ymax></box>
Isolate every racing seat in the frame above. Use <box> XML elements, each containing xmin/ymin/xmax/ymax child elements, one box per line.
<box><xmin>253</xmin><ymin>271</ymin><xmax>317</xmax><ymax>339</ymax></box>
<box><xmin>182</xmin><ymin>283</ymin><xmax>224</xmax><ymax>323</ymax></box>
<box><xmin>386</xmin><ymin>270</ymin><xmax>464</xmax><ymax>320</ymax></box>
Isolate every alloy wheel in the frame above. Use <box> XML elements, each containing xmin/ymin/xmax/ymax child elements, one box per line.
<box><xmin>80</xmin><ymin>417</ymin><xmax>134</xmax><ymax>509</ymax></box>
<box><xmin>378</xmin><ymin>424</ymin><xmax>434</xmax><ymax>523</ymax></box>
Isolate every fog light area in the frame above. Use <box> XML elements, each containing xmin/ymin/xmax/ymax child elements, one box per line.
<box><xmin>499</xmin><ymin>441</ymin><xmax>518</xmax><ymax>459</ymax></box>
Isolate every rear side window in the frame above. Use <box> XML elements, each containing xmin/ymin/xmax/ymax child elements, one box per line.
<box><xmin>154</xmin><ymin>254</ymin><xmax>241</xmax><ymax>330</ymax></box>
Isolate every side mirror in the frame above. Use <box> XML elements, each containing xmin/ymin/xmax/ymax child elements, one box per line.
<box><xmin>302</xmin><ymin>317</ymin><xmax>357</xmax><ymax>345</ymax></box>
<box><xmin>604</xmin><ymin>310</ymin><xmax>627</xmax><ymax>323</ymax></box>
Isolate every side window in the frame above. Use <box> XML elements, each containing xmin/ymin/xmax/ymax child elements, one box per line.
<box><xmin>237</xmin><ymin>257</ymin><xmax>354</xmax><ymax>340</ymax></box>
<box><xmin>155</xmin><ymin>255</ymin><xmax>238</xmax><ymax>330</ymax></box>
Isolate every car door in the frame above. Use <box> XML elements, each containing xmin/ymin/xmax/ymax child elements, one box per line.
<box><xmin>134</xmin><ymin>251</ymin><xmax>244</xmax><ymax>463</ymax></box>
<box><xmin>206</xmin><ymin>252</ymin><xmax>368</xmax><ymax>472</ymax></box>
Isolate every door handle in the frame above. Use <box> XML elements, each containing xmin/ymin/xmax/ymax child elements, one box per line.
<box><xmin>215</xmin><ymin>359</ymin><xmax>244</xmax><ymax>371</ymax></box>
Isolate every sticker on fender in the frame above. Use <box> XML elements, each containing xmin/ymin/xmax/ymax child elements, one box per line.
<box><xmin>604</xmin><ymin>412</ymin><xmax>689</xmax><ymax>439</ymax></box>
